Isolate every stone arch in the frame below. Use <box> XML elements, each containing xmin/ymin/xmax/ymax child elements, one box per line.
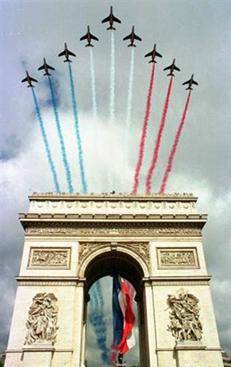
<box><xmin>78</xmin><ymin>243</ymin><xmax>150</xmax><ymax>292</ymax></box>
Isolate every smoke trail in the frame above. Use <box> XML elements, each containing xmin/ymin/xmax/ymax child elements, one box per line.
<box><xmin>89</xmin><ymin>282</ymin><xmax>109</xmax><ymax>364</ymax></box>
<box><xmin>160</xmin><ymin>90</ymin><xmax>192</xmax><ymax>193</ymax></box>
<box><xmin>48</xmin><ymin>76</ymin><xmax>74</xmax><ymax>193</ymax></box>
<box><xmin>146</xmin><ymin>76</ymin><xmax>174</xmax><ymax>194</ymax></box>
<box><xmin>31</xmin><ymin>88</ymin><xmax>60</xmax><ymax>192</ymax></box>
<box><xmin>89</xmin><ymin>48</ymin><xmax>97</xmax><ymax>120</ymax></box>
<box><xmin>132</xmin><ymin>63</ymin><xmax>156</xmax><ymax>193</ymax></box>
<box><xmin>110</xmin><ymin>31</ymin><xmax>115</xmax><ymax>124</ymax></box>
<box><xmin>126</xmin><ymin>48</ymin><xmax>135</xmax><ymax>128</ymax></box>
<box><xmin>68</xmin><ymin>63</ymin><xmax>88</xmax><ymax>193</ymax></box>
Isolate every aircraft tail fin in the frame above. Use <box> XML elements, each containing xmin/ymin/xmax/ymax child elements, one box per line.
<box><xmin>64</xmin><ymin>59</ymin><xmax>71</xmax><ymax>63</ymax></box>
<box><xmin>167</xmin><ymin>72</ymin><xmax>174</xmax><ymax>77</ymax></box>
<box><xmin>128</xmin><ymin>43</ymin><xmax>136</xmax><ymax>47</ymax></box>
<box><xmin>85</xmin><ymin>44</ymin><xmax>94</xmax><ymax>47</ymax></box>
<box><xmin>107</xmin><ymin>26</ymin><xmax>116</xmax><ymax>30</ymax></box>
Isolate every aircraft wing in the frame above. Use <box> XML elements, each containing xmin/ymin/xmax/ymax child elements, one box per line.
<box><xmin>101</xmin><ymin>15</ymin><xmax>110</xmax><ymax>23</ymax></box>
<box><xmin>164</xmin><ymin>65</ymin><xmax>171</xmax><ymax>71</ymax></box>
<box><xmin>123</xmin><ymin>33</ymin><xmax>131</xmax><ymax>41</ymax></box>
<box><xmin>80</xmin><ymin>34</ymin><xmax>88</xmax><ymax>41</ymax></box>
<box><xmin>90</xmin><ymin>33</ymin><xmax>99</xmax><ymax>41</ymax></box>
<box><xmin>155</xmin><ymin>51</ymin><xmax>162</xmax><ymax>57</ymax></box>
<box><xmin>58</xmin><ymin>50</ymin><xmax>66</xmax><ymax>57</ymax></box>
<box><xmin>47</xmin><ymin>64</ymin><xmax>55</xmax><ymax>70</ymax></box>
<box><xmin>145</xmin><ymin>51</ymin><xmax>153</xmax><ymax>57</ymax></box>
<box><xmin>21</xmin><ymin>77</ymin><xmax>28</xmax><ymax>82</ymax></box>
<box><xmin>30</xmin><ymin>77</ymin><xmax>38</xmax><ymax>82</ymax></box>
<box><xmin>38</xmin><ymin>65</ymin><xmax>45</xmax><ymax>71</ymax></box>
<box><xmin>67</xmin><ymin>50</ymin><xmax>76</xmax><ymax>57</ymax></box>
<box><xmin>192</xmin><ymin>80</ymin><xmax>198</xmax><ymax>85</ymax></box>
<box><xmin>182</xmin><ymin>79</ymin><xmax>190</xmax><ymax>85</ymax></box>
<box><xmin>134</xmin><ymin>34</ymin><xmax>142</xmax><ymax>41</ymax></box>
<box><xmin>174</xmin><ymin>65</ymin><xmax>180</xmax><ymax>71</ymax></box>
<box><xmin>112</xmin><ymin>15</ymin><xmax>121</xmax><ymax>23</ymax></box>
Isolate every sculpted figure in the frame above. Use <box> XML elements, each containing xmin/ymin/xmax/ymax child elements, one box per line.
<box><xmin>167</xmin><ymin>289</ymin><xmax>202</xmax><ymax>342</ymax></box>
<box><xmin>24</xmin><ymin>293</ymin><xmax>58</xmax><ymax>345</ymax></box>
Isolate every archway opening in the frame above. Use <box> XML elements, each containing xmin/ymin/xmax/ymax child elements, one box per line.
<box><xmin>83</xmin><ymin>250</ymin><xmax>147</xmax><ymax>367</ymax></box>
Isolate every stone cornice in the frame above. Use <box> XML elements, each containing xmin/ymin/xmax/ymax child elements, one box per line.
<box><xmin>20</xmin><ymin>213</ymin><xmax>207</xmax><ymax>222</ymax></box>
<box><xmin>29</xmin><ymin>192</ymin><xmax>197</xmax><ymax>202</ymax></box>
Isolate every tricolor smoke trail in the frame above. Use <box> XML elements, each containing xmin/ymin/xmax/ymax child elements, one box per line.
<box><xmin>48</xmin><ymin>76</ymin><xmax>74</xmax><ymax>193</ymax></box>
<box><xmin>31</xmin><ymin>88</ymin><xmax>60</xmax><ymax>192</ymax></box>
<box><xmin>110</xmin><ymin>31</ymin><xmax>115</xmax><ymax>124</ymax></box>
<box><xmin>89</xmin><ymin>282</ymin><xmax>109</xmax><ymax>364</ymax></box>
<box><xmin>160</xmin><ymin>90</ymin><xmax>192</xmax><ymax>193</ymax></box>
<box><xmin>89</xmin><ymin>48</ymin><xmax>97</xmax><ymax>120</ymax></box>
<box><xmin>68</xmin><ymin>63</ymin><xmax>88</xmax><ymax>193</ymax></box>
<box><xmin>132</xmin><ymin>63</ymin><xmax>156</xmax><ymax>193</ymax></box>
<box><xmin>126</xmin><ymin>48</ymin><xmax>135</xmax><ymax>128</ymax></box>
<box><xmin>146</xmin><ymin>76</ymin><xmax>174</xmax><ymax>194</ymax></box>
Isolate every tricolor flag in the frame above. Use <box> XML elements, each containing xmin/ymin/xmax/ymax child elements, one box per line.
<box><xmin>112</xmin><ymin>274</ymin><xmax>136</xmax><ymax>356</ymax></box>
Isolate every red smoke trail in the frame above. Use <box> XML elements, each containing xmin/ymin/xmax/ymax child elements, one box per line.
<box><xmin>159</xmin><ymin>90</ymin><xmax>192</xmax><ymax>193</ymax></box>
<box><xmin>132</xmin><ymin>63</ymin><xmax>155</xmax><ymax>193</ymax></box>
<box><xmin>145</xmin><ymin>76</ymin><xmax>174</xmax><ymax>193</ymax></box>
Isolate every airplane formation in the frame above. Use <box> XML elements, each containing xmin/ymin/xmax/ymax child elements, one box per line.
<box><xmin>21</xmin><ymin>6</ymin><xmax>198</xmax><ymax>89</ymax></box>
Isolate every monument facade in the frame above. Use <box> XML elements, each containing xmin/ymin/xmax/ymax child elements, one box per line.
<box><xmin>5</xmin><ymin>193</ymin><xmax>224</xmax><ymax>367</ymax></box>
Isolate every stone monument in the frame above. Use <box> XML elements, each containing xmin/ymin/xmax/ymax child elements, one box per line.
<box><xmin>5</xmin><ymin>193</ymin><xmax>224</xmax><ymax>367</ymax></box>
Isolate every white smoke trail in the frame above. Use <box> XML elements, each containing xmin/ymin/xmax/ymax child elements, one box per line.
<box><xmin>123</xmin><ymin>48</ymin><xmax>135</xmax><ymax>183</ymax></box>
<box><xmin>110</xmin><ymin>31</ymin><xmax>115</xmax><ymax>125</ymax></box>
<box><xmin>90</xmin><ymin>48</ymin><xmax>97</xmax><ymax>120</ymax></box>
<box><xmin>125</xmin><ymin>48</ymin><xmax>135</xmax><ymax>128</ymax></box>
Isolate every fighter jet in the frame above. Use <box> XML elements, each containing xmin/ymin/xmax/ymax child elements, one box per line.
<box><xmin>145</xmin><ymin>44</ymin><xmax>162</xmax><ymax>63</ymax></box>
<box><xmin>38</xmin><ymin>58</ymin><xmax>55</xmax><ymax>76</ymax></box>
<box><xmin>80</xmin><ymin>26</ymin><xmax>99</xmax><ymax>47</ymax></box>
<box><xmin>163</xmin><ymin>59</ymin><xmax>180</xmax><ymax>76</ymax></box>
<box><xmin>58</xmin><ymin>43</ymin><xmax>76</xmax><ymax>62</ymax></box>
<box><xmin>101</xmin><ymin>6</ymin><xmax>121</xmax><ymax>30</ymax></box>
<box><xmin>123</xmin><ymin>26</ymin><xmax>142</xmax><ymax>47</ymax></box>
<box><xmin>21</xmin><ymin>71</ymin><xmax>38</xmax><ymax>88</ymax></box>
<box><xmin>182</xmin><ymin>74</ymin><xmax>198</xmax><ymax>90</ymax></box>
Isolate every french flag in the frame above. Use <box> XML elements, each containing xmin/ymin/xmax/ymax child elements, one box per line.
<box><xmin>112</xmin><ymin>274</ymin><xmax>136</xmax><ymax>355</ymax></box>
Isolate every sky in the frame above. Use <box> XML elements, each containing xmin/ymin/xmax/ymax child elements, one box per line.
<box><xmin>0</xmin><ymin>0</ymin><xmax>231</xmax><ymax>364</ymax></box>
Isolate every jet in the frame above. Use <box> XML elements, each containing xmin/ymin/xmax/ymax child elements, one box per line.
<box><xmin>163</xmin><ymin>59</ymin><xmax>180</xmax><ymax>76</ymax></box>
<box><xmin>80</xmin><ymin>26</ymin><xmax>99</xmax><ymax>47</ymax></box>
<box><xmin>101</xmin><ymin>6</ymin><xmax>121</xmax><ymax>30</ymax></box>
<box><xmin>21</xmin><ymin>71</ymin><xmax>38</xmax><ymax>88</ymax></box>
<box><xmin>38</xmin><ymin>58</ymin><xmax>55</xmax><ymax>76</ymax></box>
<box><xmin>145</xmin><ymin>44</ymin><xmax>162</xmax><ymax>63</ymax></box>
<box><xmin>58</xmin><ymin>43</ymin><xmax>76</xmax><ymax>62</ymax></box>
<box><xmin>123</xmin><ymin>26</ymin><xmax>142</xmax><ymax>47</ymax></box>
<box><xmin>182</xmin><ymin>74</ymin><xmax>199</xmax><ymax>90</ymax></box>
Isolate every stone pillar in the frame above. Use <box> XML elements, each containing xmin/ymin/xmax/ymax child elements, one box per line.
<box><xmin>143</xmin><ymin>281</ymin><xmax>158</xmax><ymax>367</ymax></box>
<box><xmin>72</xmin><ymin>281</ymin><xmax>85</xmax><ymax>367</ymax></box>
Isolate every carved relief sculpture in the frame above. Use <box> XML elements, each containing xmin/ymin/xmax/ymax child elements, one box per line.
<box><xmin>28</xmin><ymin>248</ymin><xmax>71</xmax><ymax>268</ymax></box>
<box><xmin>25</xmin><ymin>293</ymin><xmax>58</xmax><ymax>345</ymax></box>
<box><xmin>167</xmin><ymin>289</ymin><xmax>203</xmax><ymax>342</ymax></box>
<box><xmin>158</xmin><ymin>248</ymin><xmax>198</xmax><ymax>269</ymax></box>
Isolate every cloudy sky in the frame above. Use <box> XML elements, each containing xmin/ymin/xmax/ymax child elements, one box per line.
<box><xmin>1</xmin><ymin>0</ymin><xmax>231</xmax><ymax>364</ymax></box>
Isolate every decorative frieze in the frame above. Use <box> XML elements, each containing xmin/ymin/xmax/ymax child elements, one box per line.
<box><xmin>25</xmin><ymin>293</ymin><xmax>58</xmax><ymax>345</ymax></box>
<box><xmin>167</xmin><ymin>289</ymin><xmax>203</xmax><ymax>342</ymax></box>
<box><xmin>28</xmin><ymin>248</ymin><xmax>71</xmax><ymax>269</ymax></box>
<box><xmin>157</xmin><ymin>248</ymin><xmax>199</xmax><ymax>269</ymax></box>
<box><xmin>24</xmin><ymin>222</ymin><xmax>202</xmax><ymax>237</ymax></box>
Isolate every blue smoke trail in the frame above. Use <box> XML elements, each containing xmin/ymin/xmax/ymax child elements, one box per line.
<box><xmin>48</xmin><ymin>76</ymin><xmax>74</xmax><ymax>193</ymax></box>
<box><xmin>110</xmin><ymin>31</ymin><xmax>115</xmax><ymax>125</ymax></box>
<box><xmin>31</xmin><ymin>88</ymin><xmax>60</xmax><ymax>192</ymax></box>
<box><xmin>68</xmin><ymin>63</ymin><xmax>88</xmax><ymax>193</ymax></box>
<box><xmin>89</xmin><ymin>281</ymin><xmax>109</xmax><ymax>364</ymax></box>
<box><xmin>126</xmin><ymin>48</ymin><xmax>135</xmax><ymax>128</ymax></box>
<box><xmin>89</xmin><ymin>49</ymin><xmax>97</xmax><ymax>120</ymax></box>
